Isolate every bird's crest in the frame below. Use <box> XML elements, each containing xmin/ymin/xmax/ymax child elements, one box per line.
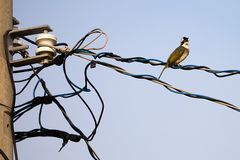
<box><xmin>181</xmin><ymin>37</ymin><xmax>189</xmax><ymax>45</ymax></box>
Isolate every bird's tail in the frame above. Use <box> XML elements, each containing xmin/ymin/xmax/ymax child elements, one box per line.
<box><xmin>158</xmin><ymin>65</ymin><xmax>167</xmax><ymax>79</ymax></box>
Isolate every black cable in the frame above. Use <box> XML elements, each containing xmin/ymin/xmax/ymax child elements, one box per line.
<box><xmin>14</xmin><ymin>54</ymin><xmax>65</xmax><ymax>84</ymax></box>
<box><xmin>93</xmin><ymin>60</ymin><xmax>240</xmax><ymax>112</ymax></box>
<box><xmin>14</xmin><ymin>78</ymin><xmax>52</xmax><ymax>122</ymax></box>
<box><xmin>13</xmin><ymin>31</ymin><xmax>105</xmax><ymax>160</ymax></box>
<box><xmin>15</xmin><ymin>77</ymin><xmax>32</xmax><ymax>95</ymax></box>
<box><xmin>40</xmin><ymin>81</ymin><xmax>100</xmax><ymax>159</ymax></box>
<box><xmin>63</xmin><ymin>53</ymin><xmax>98</xmax><ymax>138</ymax></box>
<box><xmin>38</xmin><ymin>92</ymin><xmax>46</xmax><ymax>128</ymax></box>
<box><xmin>13</xmin><ymin>96</ymin><xmax>53</xmax><ymax>122</ymax></box>
<box><xmin>39</xmin><ymin>79</ymin><xmax>88</xmax><ymax>139</ymax></box>
<box><xmin>21</xmin><ymin>36</ymin><xmax>37</xmax><ymax>45</ymax></box>
<box><xmin>13</xmin><ymin>66</ymin><xmax>42</xmax><ymax>74</ymax></box>
<box><xmin>14</xmin><ymin>104</ymin><xmax>35</xmax><ymax>122</ymax></box>
<box><xmin>91</xmin><ymin>51</ymin><xmax>240</xmax><ymax>78</ymax></box>
<box><xmin>15</xmin><ymin>63</ymin><xmax>51</xmax><ymax>94</ymax></box>
<box><xmin>15</xmin><ymin>66</ymin><xmax>45</xmax><ymax>95</ymax></box>
<box><xmin>0</xmin><ymin>148</ymin><xmax>9</xmax><ymax>160</ymax></box>
<box><xmin>14</xmin><ymin>99</ymin><xmax>32</xmax><ymax>108</ymax></box>
<box><xmin>55</xmin><ymin>42</ymin><xmax>68</xmax><ymax>46</ymax></box>
<box><xmin>84</xmin><ymin>62</ymin><xmax>104</xmax><ymax>141</ymax></box>
<box><xmin>29</xmin><ymin>65</ymin><xmax>89</xmax><ymax>140</ymax></box>
<box><xmin>15</xmin><ymin>128</ymin><xmax>81</xmax><ymax>143</ymax></box>
<box><xmin>13</xmin><ymin>55</ymin><xmax>62</xmax><ymax>84</ymax></box>
<box><xmin>35</xmin><ymin>68</ymin><xmax>100</xmax><ymax>159</ymax></box>
<box><xmin>16</xmin><ymin>64</ymin><xmax>99</xmax><ymax>157</ymax></box>
<box><xmin>21</xmin><ymin>36</ymin><xmax>68</xmax><ymax>47</ymax></box>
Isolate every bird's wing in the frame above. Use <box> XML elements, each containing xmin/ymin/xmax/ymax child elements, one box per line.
<box><xmin>167</xmin><ymin>46</ymin><xmax>185</xmax><ymax>66</ymax></box>
<box><xmin>175</xmin><ymin>46</ymin><xmax>189</xmax><ymax>64</ymax></box>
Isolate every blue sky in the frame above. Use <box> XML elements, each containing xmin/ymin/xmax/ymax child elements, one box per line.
<box><xmin>13</xmin><ymin>0</ymin><xmax>240</xmax><ymax>160</ymax></box>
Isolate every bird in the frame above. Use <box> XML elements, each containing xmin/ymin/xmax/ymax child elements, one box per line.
<box><xmin>158</xmin><ymin>37</ymin><xmax>189</xmax><ymax>79</ymax></box>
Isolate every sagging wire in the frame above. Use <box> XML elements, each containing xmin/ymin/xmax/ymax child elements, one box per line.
<box><xmin>71</xmin><ymin>49</ymin><xmax>240</xmax><ymax>112</ymax></box>
<box><xmin>14</xmin><ymin>53</ymin><xmax>70</xmax><ymax>95</ymax></box>
<box><xmin>62</xmin><ymin>53</ymin><xmax>98</xmax><ymax>133</ymax></box>
<box><xmin>29</xmin><ymin>65</ymin><xmax>86</xmax><ymax>137</ymax></box>
<box><xmin>62</xmin><ymin>52</ymin><xmax>105</xmax><ymax>141</ymax></box>
<box><xmin>92</xmin><ymin>60</ymin><xmax>240</xmax><ymax>112</ymax></box>
<box><xmin>63</xmin><ymin>30</ymin><xmax>107</xmax><ymax>140</ymax></box>
<box><xmin>62</xmin><ymin>53</ymin><xmax>104</xmax><ymax>141</ymax></box>
<box><xmin>38</xmin><ymin>78</ymin><xmax>100</xmax><ymax>160</ymax></box>
<box><xmin>84</xmin><ymin>62</ymin><xmax>105</xmax><ymax>141</ymax></box>
<box><xmin>15</xmin><ymin>66</ymin><xmax>44</xmax><ymax>95</ymax></box>
<box><xmin>15</xmin><ymin>77</ymin><xmax>79</xmax><ymax>152</ymax></box>
<box><xmin>14</xmin><ymin>64</ymin><xmax>100</xmax><ymax>159</ymax></box>
<box><xmin>14</xmin><ymin>77</ymin><xmax>77</xmax><ymax>151</ymax></box>
<box><xmin>13</xmin><ymin>95</ymin><xmax>53</xmax><ymax>123</ymax></box>
<box><xmin>13</xmin><ymin>66</ymin><xmax>42</xmax><ymax>74</ymax></box>
<box><xmin>90</xmin><ymin>51</ymin><xmax>240</xmax><ymax>78</ymax></box>
<box><xmin>73</xmin><ymin>49</ymin><xmax>240</xmax><ymax>78</ymax></box>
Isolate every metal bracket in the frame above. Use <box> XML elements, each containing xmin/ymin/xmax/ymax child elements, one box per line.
<box><xmin>10</xmin><ymin>54</ymin><xmax>51</xmax><ymax>67</ymax></box>
<box><xmin>9</xmin><ymin>45</ymin><xmax>29</xmax><ymax>54</ymax></box>
<box><xmin>9</xmin><ymin>25</ymin><xmax>54</xmax><ymax>67</ymax></box>
<box><xmin>9</xmin><ymin>25</ymin><xmax>52</xmax><ymax>38</ymax></box>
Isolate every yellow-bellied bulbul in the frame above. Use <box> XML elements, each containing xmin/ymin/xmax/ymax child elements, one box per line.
<box><xmin>158</xmin><ymin>37</ymin><xmax>189</xmax><ymax>79</ymax></box>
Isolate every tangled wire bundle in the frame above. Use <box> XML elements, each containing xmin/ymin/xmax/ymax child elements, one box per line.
<box><xmin>11</xmin><ymin>29</ymin><xmax>240</xmax><ymax>160</ymax></box>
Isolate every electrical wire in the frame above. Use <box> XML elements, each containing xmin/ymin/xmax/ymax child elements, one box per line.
<box><xmin>91</xmin><ymin>60</ymin><xmax>240</xmax><ymax>112</ymax></box>
<box><xmin>41</xmin><ymin>80</ymin><xmax>100</xmax><ymax>159</ymax></box>
<box><xmin>55</xmin><ymin>42</ymin><xmax>68</xmax><ymax>46</ymax></box>
<box><xmin>13</xmin><ymin>66</ymin><xmax>42</xmax><ymax>74</ymax></box>
<box><xmin>81</xmin><ymin>30</ymin><xmax>108</xmax><ymax>50</ymax></box>
<box><xmin>92</xmin><ymin>51</ymin><xmax>240</xmax><ymax>78</ymax></box>
<box><xmin>15</xmin><ymin>65</ymin><xmax>46</xmax><ymax>95</ymax></box>
<box><xmin>0</xmin><ymin>103</ymin><xmax>12</xmax><ymax>111</ymax></box>
<box><xmin>63</xmin><ymin>53</ymin><xmax>98</xmax><ymax>138</ymax></box>
<box><xmin>13</xmin><ymin>95</ymin><xmax>53</xmax><ymax>122</ymax></box>
<box><xmin>0</xmin><ymin>148</ymin><xmax>9</xmax><ymax>160</ymax></box>
<box><xmin>13</xmin><ymin>63</ymin><xmax>101</xmax><ymax>141</ymax></box>
<box><xmin>84</xmin><ymin>62</ymin><xmax>105</xmax><ymax>141</ymax></box>
<box><xmin>29</xmin><ymin>64</ymin><xmax>100</xmax><ymax>159</ymax></box>
<box><xmin>13</xmin><ymin>29</ymin><xmax>109</xmax><ymax>160</ymax></box>
<box><xmin>72</xmin><ymin>50</ymin><xmax>240</xmax><ymax>112</ymax></box>
<box><xmin>21</xmin><ymin>36</ymin><xmax>37</xmax><ymax>46</ymax></box>
<box><xmin>71</xmin><ymin>28</ymin><xmax>108</xmax><ymax>52</ymax></box>
<box><xmin>14</xmin><ymin>128</ymin><xmax>81</xmax><ymax>147</ymax></box>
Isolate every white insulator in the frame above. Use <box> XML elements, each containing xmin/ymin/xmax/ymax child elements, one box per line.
<box><xmin>35</xmin><ymin>31</ymin><xmax>57</xmax><ymax>64</ymax></box>
<box><xmin>36</xmin><ymin>46</ymin><xmax>55</xmax><ymax>56</ymax></box>
<box><xmin>36</xmin><ymin>31</ymin><xmax>57</xmax><ymax>47</ymax></box>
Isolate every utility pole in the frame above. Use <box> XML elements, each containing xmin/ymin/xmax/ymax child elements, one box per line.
<box><xmin>0</xmin><ymin>0</ymin><xmax>14</xmax><ymax>160</ymax></box>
